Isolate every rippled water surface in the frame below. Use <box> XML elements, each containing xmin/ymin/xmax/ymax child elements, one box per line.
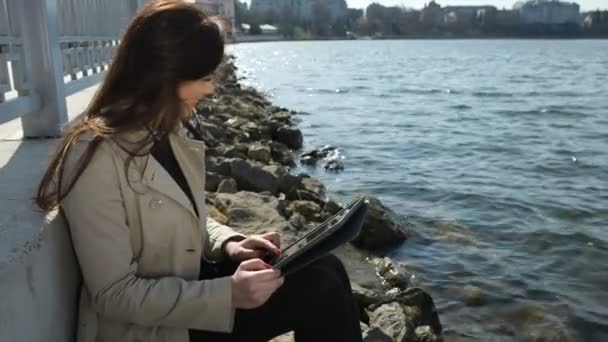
<box><xmin>230</xmin><ymin>40</ymin><xmax>608</xmax><ymax>341</ymax></box>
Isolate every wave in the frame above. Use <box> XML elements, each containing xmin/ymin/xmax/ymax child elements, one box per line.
<box><xmin>450</xmin><ymin>104</ymin><xmax>473</xmax><ymax>110</ymax></box>
<box><xmin>494</xmin><ymin>107</ymin><xmax>590</xmax><ymax>118</ymax></box>
<box><xmin>390</xmin><ymin>87</ymin><xmax>458</xmax><ymax>95</ymax></box>
<box><xmin>473</xmin><ymin>91</ymin><xmax>514</xmax><ymax>98</ymax></box>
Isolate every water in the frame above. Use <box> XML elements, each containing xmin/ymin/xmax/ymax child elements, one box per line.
<box><xmin>229</xmin><ymin>40</ymin><xmax>608</xmax><ymax>341</ymax></box>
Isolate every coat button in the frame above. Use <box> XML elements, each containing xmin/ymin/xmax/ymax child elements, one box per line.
<box><xmin>150</xmin><ymin>198</ymin><xmax>164</xmax><ymax>209</ymax></box>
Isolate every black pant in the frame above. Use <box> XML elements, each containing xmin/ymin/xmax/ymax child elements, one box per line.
<box><xmin>189</xmin><ymin>254</ymin><xmax>363</xmax><ymax>342</ymax></box>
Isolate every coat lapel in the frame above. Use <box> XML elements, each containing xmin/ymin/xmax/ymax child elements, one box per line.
<box><xmin>142</xmin><ymin>155</ymin><xmax>199</xmax><ymax>220</ymax></box>
<box><xmin>118</xmin><ymin>126</ymin><xmax>205</xmax><ymax>221</ymax></box>
<box><xmin>169</xmin><ymin>130</ymin><xmax>206</xmax><ymax>221</ymax></box>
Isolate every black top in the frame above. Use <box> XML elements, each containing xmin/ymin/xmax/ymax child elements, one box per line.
<box><xmin>151</xmin><ymin>134</ymin><xmax>199</xmax><ymax>217</ymax></box>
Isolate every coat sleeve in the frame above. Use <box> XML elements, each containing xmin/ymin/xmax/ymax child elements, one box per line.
<box><xmin>61</xmin><ymin>140</ymin><xmax>235</xmax><ymax>332</ymax></box>
<box><xmin>206</xmin><ymin>217</ymin><xmax>246</xmax><ymax>261</ymax></box>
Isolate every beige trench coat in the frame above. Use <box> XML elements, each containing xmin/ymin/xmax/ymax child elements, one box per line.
<box><xmin>61</xmin><ymin>126</ymin><xmax>245</xmax><ymax>342</ymax></box>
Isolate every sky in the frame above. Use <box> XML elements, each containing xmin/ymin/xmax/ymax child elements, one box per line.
<box><xmin>242</xmin><ymin>0</ymin><xmax>607</xmax><ymax>11</ymax></box>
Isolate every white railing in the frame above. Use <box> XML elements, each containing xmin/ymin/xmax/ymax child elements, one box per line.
<box><xmin>0</xmin><ymin>0</ymin><xmax>146</xmax><ymax>137</ymax></box>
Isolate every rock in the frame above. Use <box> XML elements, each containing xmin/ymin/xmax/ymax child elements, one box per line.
<box><xmin>205</xmin><ymin>157</ymin><xmax>219</xmax><ymax>173</ymax></box>
<box><xmin>215</xmin><ymin>158</ymin><xmax>232</xmax><ymax>176</ymax></box>
<box><xmin>463</xmin><ymin>285</ymin><xmax>486</xmax><ymax>306</ymax></box>
<box><xmin>415</xmin><ymin>326</ymin><xmax>439</xmax><ymax>342</ymax></box>
<box><xmin>363</xmin><ymin>327</ymin><xmax>393</xmax><ymax>341</ymax></box>
<box><xmin>372</xmin><ymin>257</ymin><xmax>410</xmax><ymax>290</ymax></box>
<box><xmin>225</xmin><ymin>117</ymin><xmax>249</xmax><ymax>129</ymax></box>
<box><xmin>199</xmin><ymin>122</ymin><xmax>227</xmax><ymax>141</ymax></box>
<box><xmin>323</xmin><ymin>199</ymin><xmax>343</xmax><ymax>215</ymax></box>
<box><xmin>269</xmin><ymin>332</ymin><xmax>294</xmax><ymax>342</ymax></box>
<box><xmin>351</xmin><ymin>195</ymin><xmax>408</xmax><ymax>252</ymax></box>
<box><xmin>190</xmin><ymin>123</ymin><xmax>220</xmax><ymax>147</ymax></box>
<box><xmin>320</xmin><ymin>144</ymin><xmax>337</xmax><ymax>155</ymax></box>
<box><xmin>391</xmin><ymin>288</ymin><xmax>443</xmax><ymax>337</ymax></box>
<box><xmin>248</xmin><ymin>144</ymin><xmax>272</xmax><ymax>163</ymax></box>
<box><xmin>368</xmin><ymin>302</ymin><xmax>416</xmax><ymax>342</ymax></box>
<box><xmin>213</xmin><ymin>191</ymin><xmax>294</xmax><ymax>241</ymax></box>
<box><xmin>269</xmin><ymin>111</ymin><xmax>292</xmax><ymax>123</ymax></box>
<box><xmin>269</xmin><ymin>141</ymin><xmax>296</xmax><ymax>167</ymax></box>
<box><xmin>288</xmin><ymin>213</ymin><xmax>309</xmax><ymax>231</ymax></box>
<box><xmin>275</xmin><ymin>126</ymin><xmax>303</xmax><ymax>150</ymax></box>
<box><xmin>205</xmin><ymin>172</ymin><xmax>222</xmax><ymax>192</ymax></box>
<box><xmin>300</xmin><ymin>155</ymin><xmax>318</xmax><ymax>166</ymax></box>
<box><xmin>204</xmin><ymin>147</ymin><xmax>222</xmax><ymax>158</ymax></box>
<box><xmin>287</xmin><ymin>176</ymin><xmax>327</xmax><ymax>204</ymax></box>
<box><xmin>288</xmin><ymin>200</ymin><xmax>322</xmax><ymax>221</ymax></box>
<box><xmin>207</xmin><ymin>205</ymin><xmax>229</xmax><ymax>225</ymax></box>
<box><xmin>217</xmin><ymin>178</ymin><xmax>238</xmax><ymax>193</ymax></box>
<box><xmin>223</xmin><ymin>144</ymin><xmax>249</xmax><ymax>159</ymax></box>
<box><xmin>241</xmin><ymin>122</ymin><xmax>264</xmax><ymax>141</ymax></box>
<box><xmin>352</xmin><ymin>283</ymin><xmax>385</xmax><ymax>309</ymax></box>
<box><xmin>229</xmin><ymin>159</ymin><xmax>282</xmax><ymax>195</ymax></box>
<box><xmin>301</xmin><ymin>176</ymin><xmax>326</xmax><ymax>196</ymax></box>
<box><xmin>301</xmin><ymin>145</ymin><xmax>337</xmax><ymax>161</ymax></box>
<box><xmin>324</xmin><ymin>159</ymin><xmax>344</xmax><ymax>172</ymax></box>
<box><xmin>224</xmin><ymin>126</ymin><xmax>251</xmax><ymax>142</ymax></box>
<box><xmin>301</xmin><ymin>148</ymin><xmax>321</xmax><ymax>159</ymax></box>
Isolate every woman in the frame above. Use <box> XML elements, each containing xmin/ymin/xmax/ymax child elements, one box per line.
<box><xmin>36</xmin><ymin>1</ymin><xmax>362</xmax><ymax>342</ymax></box>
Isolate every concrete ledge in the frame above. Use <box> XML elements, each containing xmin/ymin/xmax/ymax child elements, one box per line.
<box><xmin>0</xmin><ymin>211</ymin><xmax>80</xmax><ymax>342</ymax></box>
<box><xmin>0</xmin><ymin>139</ymin><xmax>80</xmax><ymax>342</ymax></box>
<box><xmin>0</xmin><ymin>84</ymin><xmax>99</xmax><ymax>342</ymax></box>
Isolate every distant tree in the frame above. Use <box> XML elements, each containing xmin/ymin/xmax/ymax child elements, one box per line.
<box><xmin>249</xmin><ymin>23</ymin><xmax>262</xmax><ymax>35</ymax></box>
<box><xmin>312</xmin><ymin>2</ymin><xmax>332</xmax><ymax>37</ymax></box>
<box><xmin>235</xmin><ymin>1</ymin><xmax>249</xmax><ymax>25</ymax></box>
<box><xmin>278</xmin><ymin>6</ymin><xmax>297</xmax><ymax>37</ymax></box>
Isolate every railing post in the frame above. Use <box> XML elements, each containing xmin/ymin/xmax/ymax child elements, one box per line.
<box><xmin>19</xmin><ymin>0</ymin><xmax>68</xmax><ymax>138</ymax></box>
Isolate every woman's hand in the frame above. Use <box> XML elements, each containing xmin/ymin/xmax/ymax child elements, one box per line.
<box><xmin>231</xmin><ymin>258</ymin><xmax>284</xmax><ymax>309</ymax></box>
<box><xmin>224</xmin><ymin>232</ymin><xmax>281</xmax><ymax>262</ymax></box>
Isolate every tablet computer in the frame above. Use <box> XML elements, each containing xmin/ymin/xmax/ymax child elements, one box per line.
<box><xmin>267</xmin><ymin>198</ymin><xmax>368</xmax><ymax>274</ymax></box>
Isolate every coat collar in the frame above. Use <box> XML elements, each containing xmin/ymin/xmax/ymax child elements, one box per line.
<box><xmin>118</xmin><ymin>125</ymin><xmax>206</xmax><ymax>221</ymax></box>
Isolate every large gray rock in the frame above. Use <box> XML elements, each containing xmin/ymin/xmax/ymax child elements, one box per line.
<box><xmin>363</xmin><ymin>327</ymin><xmax>394</xmax><ymax>341</ymax></box>
<box><xmin>371</xmin><ymin>257</ymin><xmax>410</xmax><ymax>290</ymax></box>
<box><xmin>269</xmin><ymin>141</ymin><xmax>296</xmax><ymax>167</ymax></box>
<box><xmin>287</xmin><ymin>176</ymin><xmax>327</xmax><ymax>204</ymax></box>
<box><xmin>275</xmin><ymin>126</ymin><xmax>303</xmax><ymax>150</ymax></box>
<box><xmin>463</xmin><ymin>285</ymin><xmax>486</xmax><ymax>306</ymax></box>
<box><xmin>228</xmin><ymin>159</ymin><xmax>285</xmax><ymax>195</ymax></box>
<box><xmin>287</xmin><ymin>200</ymin><xmax>322</xmax><ymax>221</ymax></box>
<box><xmin>368</xmin><ymin>302</ymin><xmax>416</xmax><ymax>342</ymax></box>
<box><xmin>415</xmin><ymin>326</ymin><xmax>439</xmax><ymax>342</ymax></box>
<box><xmin>205</xmin><ymin>171</ymin><xmax>222</xmax><ymax>192</ymax></box>
<box><xmin>352</xmin><ymin>195</ymin><xmax>408</xmax><ymax>252</ymax></box>
<box><xmin>248</xmin><ymin>144</ymin><xmax>272</xmax><ymax>163</ymax></box>
<box><xmin>217</xmin><ymin>178</ymin><xmax>238</xmax><ymax>194</ymax></box>
<box><xmin>212</xmin><ymin>192</ymin><xmax>294</xmax><ymax>241</ymax></box>
<box><xmin>223</xmin><ymin>144</ymin><xmax>249</xmax><ymax>159</ymax></box>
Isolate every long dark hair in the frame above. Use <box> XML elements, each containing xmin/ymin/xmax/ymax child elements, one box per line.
<box><xmin>36</xmin><ymin>0</ymin><xmax>225</xmax><ymax>211</ymax></box>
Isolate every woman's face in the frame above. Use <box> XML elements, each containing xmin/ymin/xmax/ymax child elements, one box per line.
<box><xmin>178</xmin><ymin>75</ymin><xmax>215</xmax><ymax>110</ymax></box>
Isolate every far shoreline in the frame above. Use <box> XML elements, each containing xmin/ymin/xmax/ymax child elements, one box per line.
<box><xmin>232</xmin><ymin>36</ymin><xmax>608</xmax><ymax>44</ymax></box>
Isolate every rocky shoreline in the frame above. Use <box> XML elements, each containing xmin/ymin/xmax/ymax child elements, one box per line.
<box><xmin>191</xmin><ymin>56</ymin><xmax>443</xmax><ymax>341</ymax></box>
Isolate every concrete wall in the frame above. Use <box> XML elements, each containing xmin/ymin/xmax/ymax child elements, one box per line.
<box><xmin>0</xmin><ymin>84</ymin><xmax>99</xmax><ymax>342</ymax></box>
<box><xmin>0</xmin><ymin>211</ymin><xmax>80</xmax><ymax>342</ymax></box>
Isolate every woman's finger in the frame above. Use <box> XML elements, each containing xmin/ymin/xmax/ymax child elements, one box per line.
<box><xmin>244</xmin><ymin>236</ymin><xmax>280</xmax><ymax>253</ymax></box>
<box><xmin>260</xmin><ymin>232</ymin><xmax>281</xmax><ymax>248</ymax></box>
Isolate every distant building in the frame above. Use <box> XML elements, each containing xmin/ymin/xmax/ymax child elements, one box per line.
<box><xmin>250</xmin><ymin>0</ymin><xmax>348</xmax><ymax>22</ymax></box>
<box><xmin>520</xmin><ymin>0</ymin><xmax>579</xmax><ymax>24</ymax></box>
<box><xmin>582</xmin><ymin>10</ymin><xmax>608</xmax><ymax>32</ymax></box>
<box><xmin>192</xmin><ymin>0</ymin><xmax>236</xmax><ymax>34</ymax></box>
<box><xmin>420</xmin><ymin>1</ymin><xmax>443</xmax><ymax>27</ymax></box>
<box><xmin>496</xmin><ymin>9</ymin><xmax>522</xmax><ymax>31</ymax></box>
<box><xmin>442</xmin><ymin>5</ymin><xmax>497</xmax><ymax>28</ymax></box>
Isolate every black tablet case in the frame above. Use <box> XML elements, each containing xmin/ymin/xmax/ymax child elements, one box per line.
<box><xmin>277</xmin><ymin>201</ymin><xmax>369</xmax><ymax>276</ymax></box>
